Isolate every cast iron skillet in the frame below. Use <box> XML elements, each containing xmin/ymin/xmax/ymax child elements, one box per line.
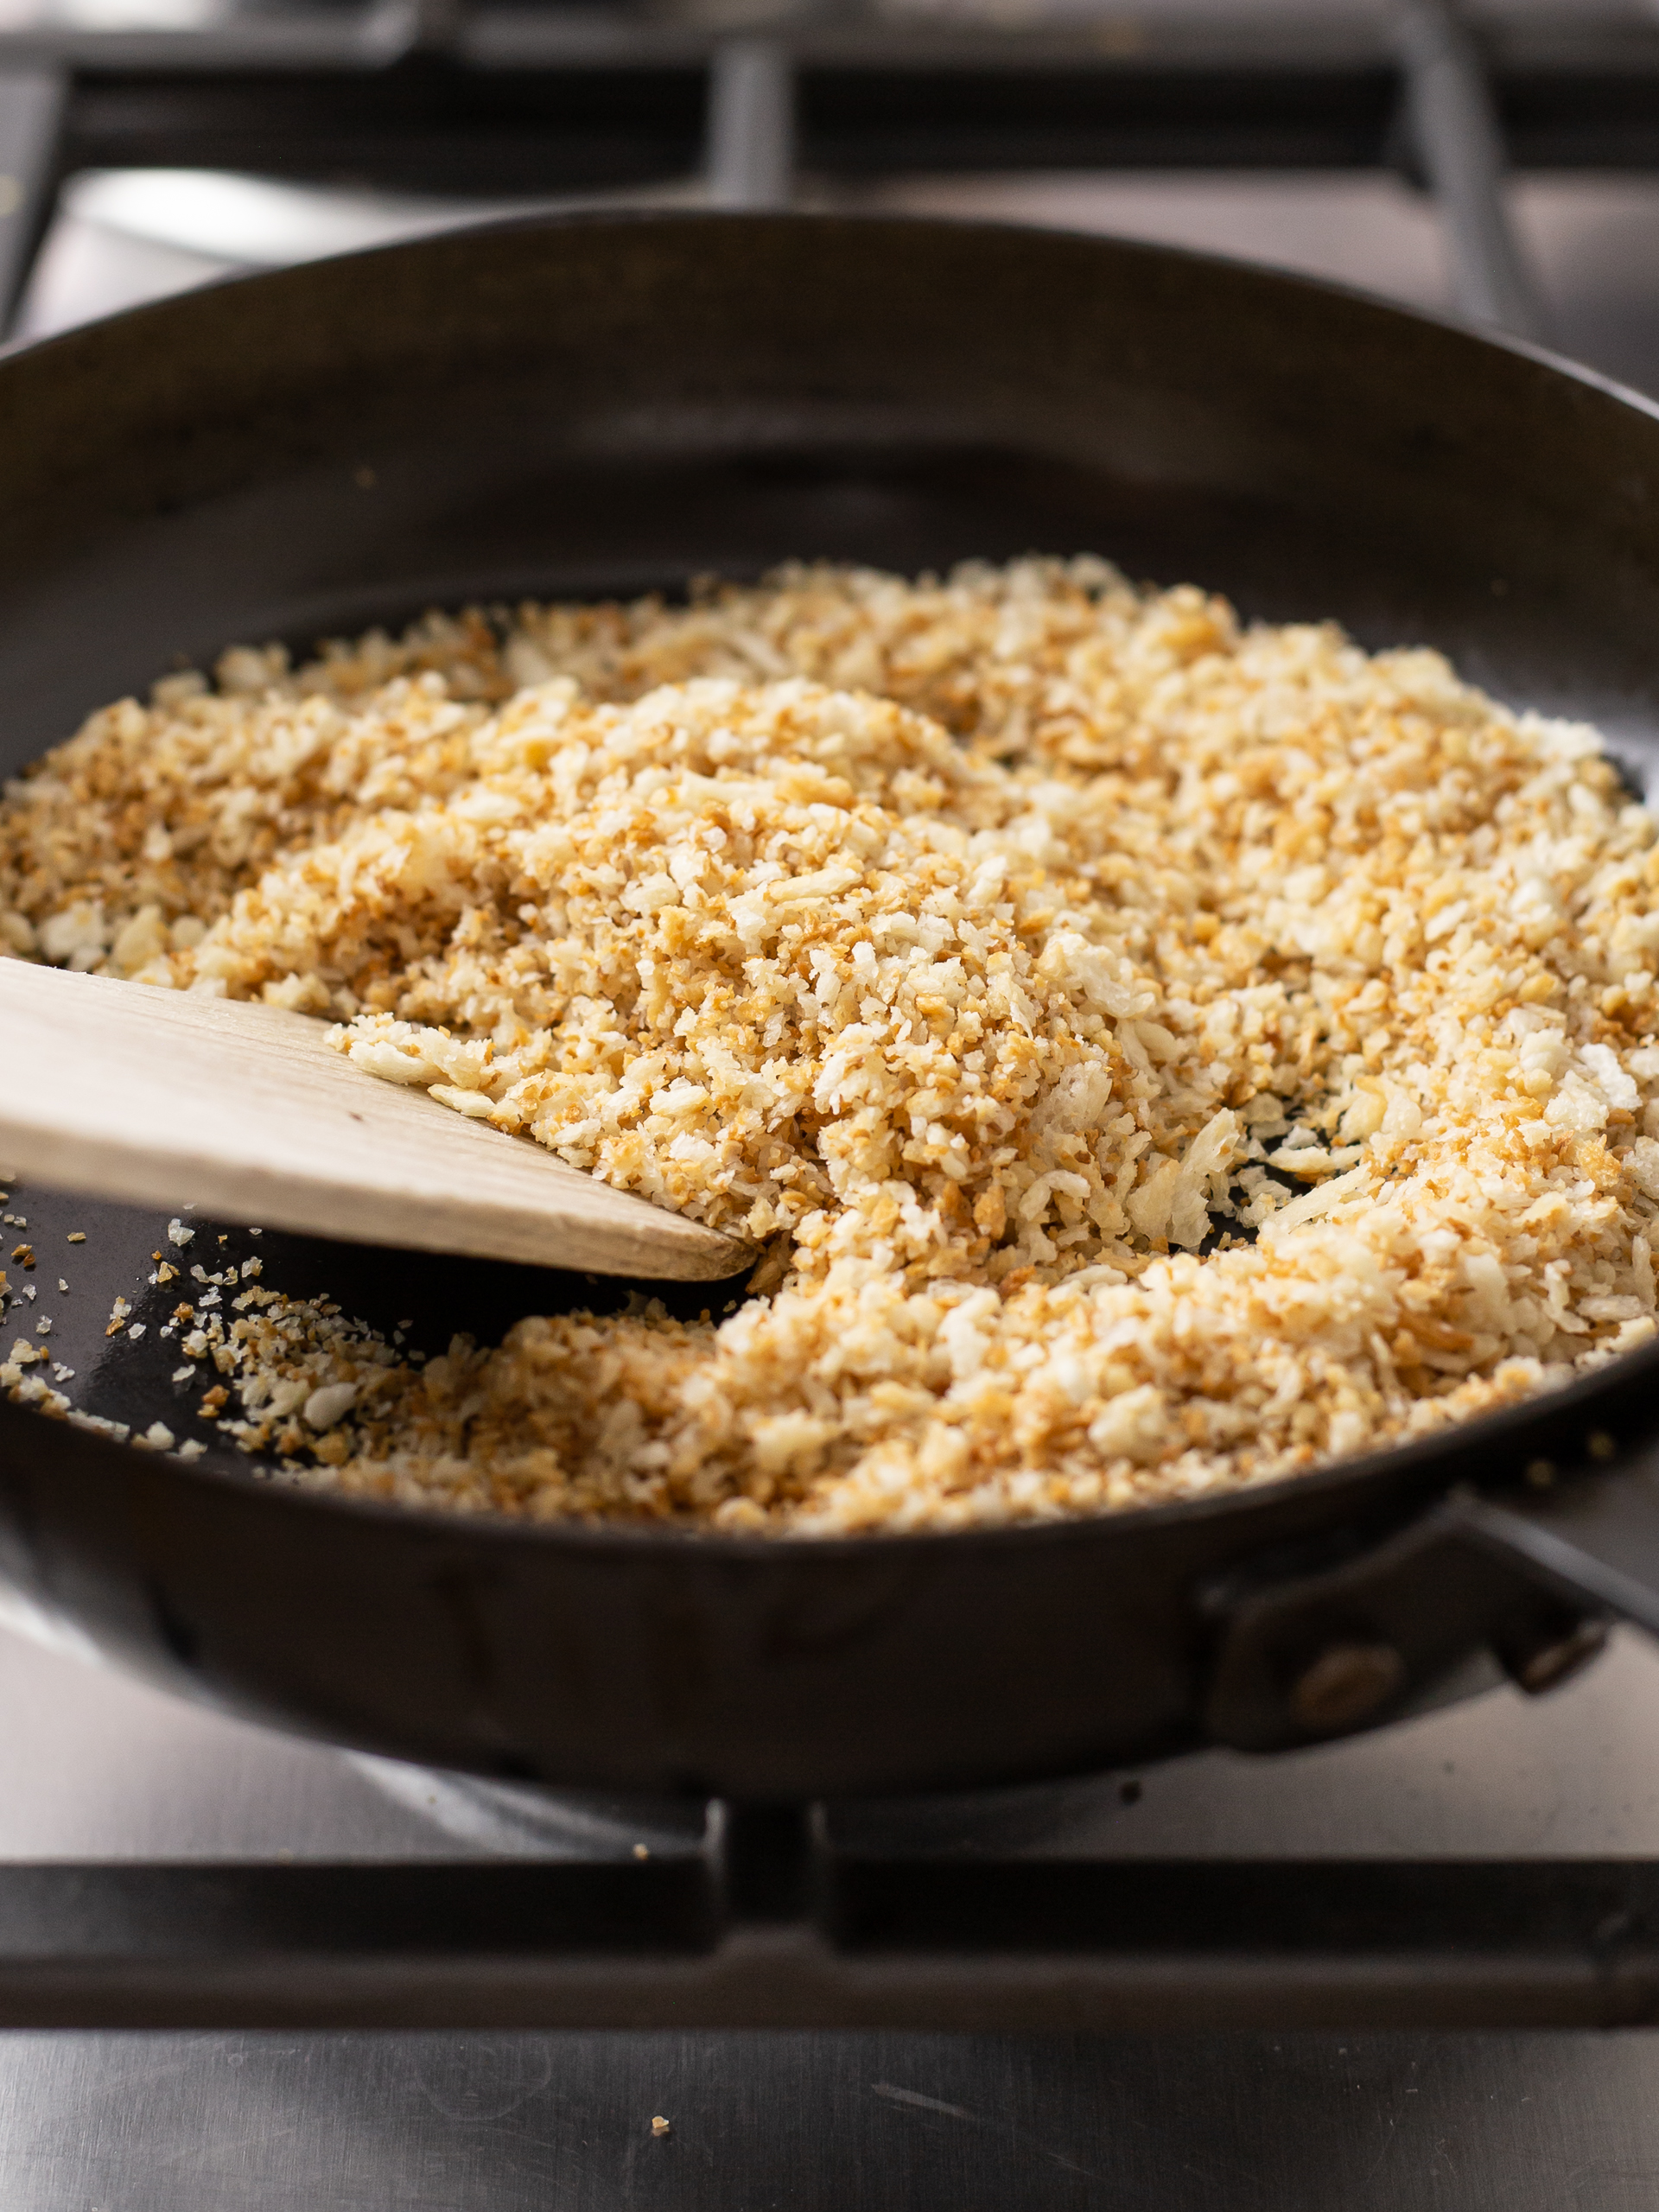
<box><xmin>4</xmin><ymin>211</ymin><xmax>1659</xmax><ymax>1803</ymax></box>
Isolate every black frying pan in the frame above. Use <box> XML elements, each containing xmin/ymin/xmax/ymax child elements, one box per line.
<box><xmin>4</xmin><ymin>211</ymin><xmax>1659</xmax><ymax>1803</ymax></box>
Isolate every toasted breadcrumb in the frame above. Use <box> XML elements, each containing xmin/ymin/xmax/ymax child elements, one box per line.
<box><xmin>4</xmin><ymin>557</ymin><xmax>1659</xmax><ymax>1532</ymax></box>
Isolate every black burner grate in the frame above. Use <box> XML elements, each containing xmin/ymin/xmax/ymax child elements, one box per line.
<box><xmin>6</xmin><ymin>3</ymin><xmax>1659</xmax><ymax>335</ymax></box>
<box><xmin>0</xmin><ymin>1810</ymin><xmax>1655</xmax><ymax>2031</ymax></box>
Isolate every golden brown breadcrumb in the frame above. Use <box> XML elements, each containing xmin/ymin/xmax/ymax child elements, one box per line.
<box><xmin>4</xmin><ymin>557</ymin><xmax>1659</xmax><ymax>1533</ymax></box>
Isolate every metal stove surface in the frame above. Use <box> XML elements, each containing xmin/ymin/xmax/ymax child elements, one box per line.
<box><xmin>2</xmin><ymin>1617</ymin><xmax>1659</xmax><ymax>2207</ymax></box>
<box><xmin>12</xmin><ymin>83</ymin><xmax>1659</xmax><ymax>2206</ymax></box>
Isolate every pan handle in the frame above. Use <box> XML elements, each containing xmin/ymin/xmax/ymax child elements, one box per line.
<box><xmin>1204</xmin><ymin>1453</ymin><xmax>1659</xmax><ymax>1754</ymax></box>
<box><xmin>1455</xmin><ymin>1462</ymin><xmax>1659</xmax><ymax>1642</ymax></box>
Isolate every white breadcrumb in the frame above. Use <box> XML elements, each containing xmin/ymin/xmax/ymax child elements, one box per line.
<box><xmin>4</xmin><ymin>557</ymin><xmax>1659</xmax><ymax>1531</ymax></box>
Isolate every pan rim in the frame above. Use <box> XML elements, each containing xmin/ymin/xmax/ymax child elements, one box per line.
<box><xmin>7</xmin><ymin>200</ymin><xmax>1659</xmax><ymax>446</ymax></box>
<box><xmin>5</xmin><ymin>206</ymin><xmax>1659</xmax><ymax>1566</ymax></box>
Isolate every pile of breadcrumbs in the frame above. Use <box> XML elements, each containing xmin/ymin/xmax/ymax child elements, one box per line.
<box><xmin>5</xmin><ymin>556</ymin><xmax>1659</xmax><ymax>1533</ymax></box>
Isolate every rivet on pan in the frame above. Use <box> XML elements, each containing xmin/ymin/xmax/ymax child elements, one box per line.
<box><xmin>1505</xmin><ymin>1617</ymin><xmax>1610</xmax><ymax>1698</ymax></box>
<box><xmin>1525</xmin><ymin>1458</ymin><xmax>1556</xmax><ymax>1488</ymax></box>
<box><xmin>1289</xmin><ymin>1643</ymin><xmax>1407</xmax><ymax>1734</ymax></box>
<box><xmin>1587</xmin><ymin>1431</ymin><xmax>1617</xmax><ymax>1462</ymax></box>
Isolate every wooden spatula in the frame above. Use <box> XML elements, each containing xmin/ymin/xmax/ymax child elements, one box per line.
<box><xmin>0</xmin><ymin>962</ymin><xmax>750</xmax><ymax>1281</ymax></box>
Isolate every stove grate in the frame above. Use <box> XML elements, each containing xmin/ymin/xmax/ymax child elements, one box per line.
<box><xmin>0</xmin><ymin>1813</ymin><xmax>1653</xmax><ymax>2031</ymax></box>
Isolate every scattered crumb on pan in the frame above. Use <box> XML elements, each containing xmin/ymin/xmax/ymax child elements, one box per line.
<box><xmin>4</xmin><ymin>557</ymin><xmax>1659</xmax><ymax>1534</ymax></box>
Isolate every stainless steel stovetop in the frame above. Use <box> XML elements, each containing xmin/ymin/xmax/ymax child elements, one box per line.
<box><xmin>3</xmin><ymin>1614</ymin><xmax>1659</xmax><ymax>2208</ymax></box>
<box><xmin>10</xmin><ymin>5</ymin><xmax>1659</xmax><ymax>2202</ymax></box>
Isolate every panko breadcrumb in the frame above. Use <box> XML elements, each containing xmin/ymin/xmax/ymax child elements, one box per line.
<box><xmin>5</xmin><ymin>557</ymin><xmax>1659</xmax><ymax>1534</ymax></box>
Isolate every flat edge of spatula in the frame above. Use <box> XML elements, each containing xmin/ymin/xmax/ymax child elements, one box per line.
<box><xmin>0</xmin><ymin>963</ymin><xmax>753</xmax><ymax>1283</ymax></box>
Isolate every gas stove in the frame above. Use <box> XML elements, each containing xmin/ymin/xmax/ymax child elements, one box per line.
<box><xmin>3</xmin><ymin>1613</ymin><xmax>1659</xmax><ymax>2204</ymax></box>
<box><xmin>9</xmin><ymin>4</ymin><xmax>1659</xmax><ymax>2204</ymax></box>
<box><xmin>10</xmin><ymin>0</ymin><xmax>1659</xmax><ymax>393</ymax></box>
